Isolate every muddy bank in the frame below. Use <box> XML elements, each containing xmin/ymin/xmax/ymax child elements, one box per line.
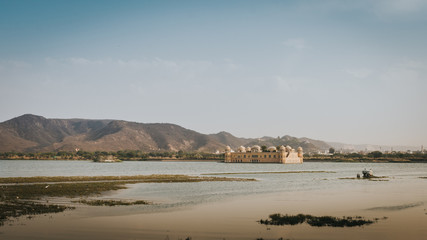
<box><xmin>0</xmin><ymin>175</ymin><xmax>254</xmax><ymax>227</ymax></box>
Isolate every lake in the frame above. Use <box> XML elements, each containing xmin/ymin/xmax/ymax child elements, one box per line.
<box><xmin>1</xmin><ymin>160</ymin><xmax>426</xmax><ymax>240</ymax></box>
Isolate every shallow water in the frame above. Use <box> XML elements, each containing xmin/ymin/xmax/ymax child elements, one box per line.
<box><xmin>1</xmin><ymin>160</ymin><xmax>426</xmax><ymax>239</ymax></box>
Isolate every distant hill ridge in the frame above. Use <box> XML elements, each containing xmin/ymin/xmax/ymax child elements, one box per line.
<box><xmin>0</xmin><ymin>114</ymin><xmax>329</xmax><ymax>153</ymax></box>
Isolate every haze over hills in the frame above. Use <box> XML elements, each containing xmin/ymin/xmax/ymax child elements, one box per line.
<box><xmin>0</xmin><ymin>114</ymin><xmax>419</xmax><ymax>153</ymax></box>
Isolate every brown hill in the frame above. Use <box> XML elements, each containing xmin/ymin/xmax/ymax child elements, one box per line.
<box><xmin>0</xmin><ymin>114</ymin><xmax>110</xmax><ymax>152</ymax></box>
<box><xmin>0</xmin><ymin>114</ymin><xmax>330</xmax><ymax>153</ymax></box>
<box><xmin>208</xmin><ymin>131</ymin><xmax>252</xmax><ymax>149</ymax></box>
<box><xmin>57</xmin><ymin>120</ymin><xmax>224</xmax><ymax>152</ymax></box>
<box><xmin>0</xmin><ymin>114</ymin><xmax>223</xmax><ymax>152</ymax></box>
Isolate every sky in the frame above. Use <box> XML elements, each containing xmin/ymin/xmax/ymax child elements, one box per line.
<box><xmin>1</xmin><ymin>0</ymin><xmax>426</xmax><ymax>146</ymax></box>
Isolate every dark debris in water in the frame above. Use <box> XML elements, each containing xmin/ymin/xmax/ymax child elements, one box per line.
<box><xmin>338</xmin><ymin>176</ymin><xmax>389</xmax><ymax>181</ymax></box>
<box><xmin>259</xmin><ymin>213</ymin><xmax>379</xmax><ymax>227</ymax></box>
<box><xmin>76</xmin><ymin>199</ymin><xmax>151</xmax><ymax>206</ymax></box>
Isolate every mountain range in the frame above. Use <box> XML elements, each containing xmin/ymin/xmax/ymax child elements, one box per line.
<box><xmin>0</xmin><ymin>114</ymin><xmax>331</xmax><ymax>153</ymax></box>
<box><xmin>1</xmin><ymin>114</ymin><xmax>420</xmax><ymax>153</ymax></box>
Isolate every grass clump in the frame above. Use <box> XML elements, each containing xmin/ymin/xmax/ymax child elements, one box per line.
<box><xmin>259</xmin><ymin>213</ymin><xmax>376</xmax><ymax>227</ymax></box>
<box><xmin>77</xmin><ymin>199</ymin><xmax>150</xmax><ymax>206</ymax></box>
<box><xmin>306</xmin><ymin>215</ymin><xmax>374</xmax><ymax>227</ymax></box>
<box><xmin>257</xmin><ymin>238</ymin><xmax>287</xmax><ymax>240</ymax></box>
<box><xmin>1</xmin><ymin>182</ymin><xmax>127</xmax><ymax>200</ymax></box>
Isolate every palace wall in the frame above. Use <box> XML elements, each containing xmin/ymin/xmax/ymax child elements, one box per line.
<box><xmin>224</xmin><ymin>146</ymin><xmax>303</xmax><ymax>164</ymax></box>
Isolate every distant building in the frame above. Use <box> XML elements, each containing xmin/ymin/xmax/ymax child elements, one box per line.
<box><xmin>224</xmin><ymin>145</ymin><xmax>303</xmax><ymax>164</ymax></box>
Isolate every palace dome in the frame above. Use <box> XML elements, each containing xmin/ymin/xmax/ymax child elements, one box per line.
<box><xmin>238</xmin><ymin>146</ymin><xmax>246</xmax><ymax>152</ymax></box>
<box><xmin>252</xmin><ymin>145</ymin><xmax>261</xmax><ymax>152</ymax></box>
<box><xmin>225</xmin><ymin>146</ymin><xmax>231</xmax><ymax>152</ymax></box>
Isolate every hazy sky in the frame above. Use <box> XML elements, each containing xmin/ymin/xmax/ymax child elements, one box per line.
<box><xmin>1</xmin><ymin>0</ymin><xmax>426</xmax><ymax>146</ymax></box>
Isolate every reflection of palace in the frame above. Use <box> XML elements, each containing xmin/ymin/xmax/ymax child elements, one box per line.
<box><xmin>224</xmin><ymin>145</ymin><xmax>303</xmax><ymax>164</ymax></box>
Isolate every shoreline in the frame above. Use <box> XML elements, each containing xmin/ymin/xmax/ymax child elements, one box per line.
<box><xmin>2</xmin><ymin>180</ymin><xmax>426</xmax><ymax>240</ymax></box>
<box><xmin>0</xmin><ymin>162</ymin><xmax>426</xmax><ymax>239</ymax></box>
<box><xmin>1</xmin><ymin>158</ymin><xmax>427</xmax><ymax>163</ymax></box>
<box><xmin>0</xmin><ymin>174</ymin><xmax>255</xmax><ymax>227</ymax></box>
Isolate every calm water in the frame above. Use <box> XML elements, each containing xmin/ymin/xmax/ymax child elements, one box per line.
<box><xmin>2</xmin><ymin>160</ymin><xmax>426</xmax><ymax>178</ymax></box>
<box><xmin>1</xmin><ymin>160</ymin><xmax>426</xmax><ymax>205</ymax></box>
<box><xmin>1</xmin><ymin>160</ymin><xmax>426</xmax><ymax>240</ymax></box>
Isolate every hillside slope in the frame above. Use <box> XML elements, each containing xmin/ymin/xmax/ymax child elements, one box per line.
<box><xmin>0</xmin><ymin>114</ymin><xmax>329</xmax><ymax>153</ymax></box>
<box><xmin>0</xmin><ymin>114</ymin><xmax>223</xmax><ymax>152</ymax></box>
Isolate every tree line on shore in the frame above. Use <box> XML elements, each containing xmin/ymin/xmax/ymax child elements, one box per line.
<box><xmin>0</xmin><ymin>150</ymin><xmax>223</xmax><ymax>161</ymax></box>
<box><xmin>304</xmin><ymin>150</ymin><xmax>427</xmax><ymax>162</ymax></box>
<box><xmin>0</xmin><ymin>150</ymin><xmax>426</xmax><ymax>162</ymax></box>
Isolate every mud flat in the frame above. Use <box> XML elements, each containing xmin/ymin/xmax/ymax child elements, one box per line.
<box><xmin>0</xmin><ymin>175</ymin><xmax>254</xmax><ymax>228</ymax></box>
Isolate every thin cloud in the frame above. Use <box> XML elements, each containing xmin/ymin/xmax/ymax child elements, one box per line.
<box><xmin>283</xmin><ymin>38</ymin><xmax>309</xmax><ymax>49</ymax></box>
<box><xmin>370</xmin><ymin>0</ymin><xmax>427</xmax><ymax>20</ymax></box>
<box><xmin>344</xmin><ymin>68</ymin><xmax>373</xmax><ymax>79</ymax></box>
<box><xmin>379</xmin><ymin>59</ymin><xmax>427</xmax><ymax>84</ymax></box>
<box><xmin>376</xmin><ymin>0</ymin><xmax>427</xmax><ymax>15</ymax></box>
<box><xmin>274</xmin><ymin>76</ymin><xmax>297</xmax><ymax>93</ymax></box>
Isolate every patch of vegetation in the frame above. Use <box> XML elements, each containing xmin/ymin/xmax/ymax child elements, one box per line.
<box><xmin>76</xmin><ymin>199</ymin><xmax>150</xmax><ymax>206</ymax></box>
<box><xmin>419</xmin><ymin>177</ymin><xmax>427</xmax><ymax>179</ymax></box>
<box><xmin>0</xmin><ymin>201</ymin><xmax>74</xmax><ymax>226</ymax></box>
<box><xmin>259</xmin><ymin>213</ymin><xmax>377</xmax><ymax>227</ymax></box>
<box><xmin>256</xmin><ymin>238</ymin><xmax>287</xmax><ymax>240</ymax></box>
<box><xmin>0</xmin><ymin>175</ymin><xmax>253</xmax><ymax>203</ymax></box>
<box><xmin>0</xmin><ymin>150</ymin><xmax>224</xmax><ymax>161</ymax></box>
<box><xmin>0</xmin><ymin>174</ymin><xmax>254</xmax><ymax>184</ymax></box>
<box><xmin>3</xmin><ymin>149</ymin><xmax>427</xmax><ymax>162</ymax></box>
<box><xmin>304</xmin><ymin>151</ymin><xmax>427</xmax><ymax>163</ymax></box>
<box><xmin>1</xmin><ymin>182</ymin><xmax>127</xmax><ymax>200</ymax></box>
<box><xmin>0</xmin><ymin>179</ymin><xmax>127</xmax><ymax>227</ymax></box>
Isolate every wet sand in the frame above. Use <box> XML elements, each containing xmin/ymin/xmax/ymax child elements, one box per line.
<box><xmin>1</xmin><ymin>177</ymin><xmax>426</xmax><ymax>240</ymax></box>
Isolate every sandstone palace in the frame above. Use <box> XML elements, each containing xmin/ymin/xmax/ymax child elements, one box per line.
<box><xmin>224</xmin><ymin>145</ymin><xmax>303</xmax><ymax>164</ymax></box>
